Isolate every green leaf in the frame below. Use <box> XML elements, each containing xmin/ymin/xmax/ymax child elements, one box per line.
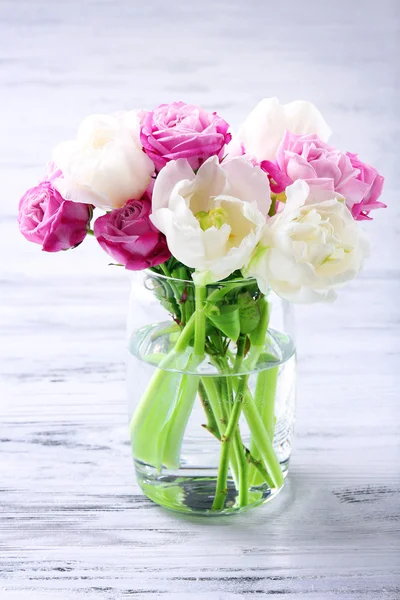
<box><xmin>259</xmin><ymin>351</ymin><xmax>280</xmax><ymax>363</ymax></box>
<box><xmin>151</xmin><ymin>279</ymin><xmax>180</xmax><ymax>318</ymax></box>
<box><xmin>205</xmin><ymin>303</ymin><xmax>241</xmax><ymax>341</ymax></box>
<box><xmin>238</xmin><ymin>292</ymin><xmax>261</xmax><ymax>334</ymax></box>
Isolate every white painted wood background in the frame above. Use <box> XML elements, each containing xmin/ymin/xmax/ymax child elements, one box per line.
<box><xmin>1</xmin><ymin>0</ymin><xmax>399</xmax><ymax>597</ymax></box>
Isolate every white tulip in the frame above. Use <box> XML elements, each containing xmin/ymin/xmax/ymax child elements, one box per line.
<box><xmin>246</xmin><ymin>180</ymin><xmax>370</xmax><ymax>303</ymax></box>
<box><xmin>52</xmin><ymin>111</ymin><xmax>154</xmax><ymax>209</ymax></box>
<box><xmin>235</xmin><ymin>97</ymin><xmax>332</xmax><ymax>162</ymax></box>
<box><xmin>151</xmin><ymin>156</ymin><xmax>271</xmax><ymax>284</ymax></box>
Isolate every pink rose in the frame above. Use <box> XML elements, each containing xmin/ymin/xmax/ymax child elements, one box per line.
<box><xmin>345</xmin><ymin>152</ymin><xmax>386</xmax><ymax>220</ymax></box>
<box><xmin>44</xmin><ymin>160</ymin><xmax>63</xmax><ymax>183</ymax></box>
<box><xmin>18</xmin><ymin>181</ymin><xmax>92</xmax><ymax>252</ymax></box>
<box><xmin>94</xmin><ymin>196</ymin><xmax>170</xmax><ymax>270</ymax></box>
<box><xmin>261</xmin><ymin>132</ymin><xmax>385</xmax><ymax>220</ymax></box>
<box><xmin>140</xmin><ymin>101</ymin><xmax>231</xmax><ymax>171</ymax></box>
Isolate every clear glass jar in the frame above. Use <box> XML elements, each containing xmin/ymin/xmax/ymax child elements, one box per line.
<box><xmin>127</xmin><ymin>271</ymin><xmax>296</xmax><ymax>516</ymax></box>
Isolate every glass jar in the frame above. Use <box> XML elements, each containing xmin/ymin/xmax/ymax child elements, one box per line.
<box><xmin>127</xmin><ymin>271</ymin><xmax>296</xmax><ymax>516</ymax></box>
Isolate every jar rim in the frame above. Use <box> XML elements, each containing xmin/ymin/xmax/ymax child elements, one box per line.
<box><xmin>144</xmin><ymin>269</ymin><xmax>259</xmax><ymax>288</ymax></box>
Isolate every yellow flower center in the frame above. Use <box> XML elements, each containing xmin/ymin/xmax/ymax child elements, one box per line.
<box><xmin>271</xmin><ymin>191</ymin><xmax>287</xmax><ymax>203</ymax></box>
<box><xmin>195</xmin><ymin>207</ymin><xmax>229</xmax><ymax>231</ymax></box>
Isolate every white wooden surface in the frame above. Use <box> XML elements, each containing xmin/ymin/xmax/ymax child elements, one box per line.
<box><xmin>1</xmin><ymin>1</ymin><xmax>399</xmax><ymax>598</ymax></box>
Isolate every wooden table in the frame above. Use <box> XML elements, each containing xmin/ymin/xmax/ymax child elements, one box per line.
<box><xmin>1</xmin><ymin>1</ymin><xmax>399</xmax><ymax>597</ymax></box>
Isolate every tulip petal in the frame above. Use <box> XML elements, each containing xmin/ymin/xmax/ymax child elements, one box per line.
<box><xmin>151</xmin><ymin>156</ymin><xmax>268</xmax><ymax>283</ymax></box>
<box><xmin>221</xmin><ymin>157</ymin><xmax>271</xmax><ymax>215</ymax></box>
<box><xmin>236</xmin><ymin>97</ymin><xmax>286</xmax><ymax>162</ymax></box>
<box><xmin>235</xmin><ymin>97</ymin><xmax>332</xmax><ymax>163</ymax></box>
<box><xmin>283</xmin><ymin>100</ymin><xmax>332</xmax><ymax>142</ymax></box>
<box><xmin>151</xmin><ymin>159</ymin><xmax>195</xmax><ymax>213</ymax></box>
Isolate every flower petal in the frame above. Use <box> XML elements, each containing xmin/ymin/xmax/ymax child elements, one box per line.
<box><xmin>236</xmin><ymin>97</ymin><xmax>286</xmax><ymax>162</ymax></box>
<box><xmin>151</xmin><ymin>158</ymin><xmax>195</xmax><ymax>214</ymax></box>
<box><xmin>283</xmin><ymin>100</ymin><xmax>332</xmax><ymax>142</ymax></box>
<box><xmin>221</xmin><ymin>157</ymin><xmax>271</xmax><ymax>215</ymax></box>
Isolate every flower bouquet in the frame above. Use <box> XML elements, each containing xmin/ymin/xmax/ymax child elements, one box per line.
<box><xmin>18</xmin><ymin>98</ymin><xmax>385</xmax><ymax>515</ymax></box>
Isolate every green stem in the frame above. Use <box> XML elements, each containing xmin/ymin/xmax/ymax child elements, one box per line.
<box><xmin>210</xmin><ymin>295</ymin><xmax>283</xmax><ymax>496</ymax></box>
<box><xmin>203</xmin><ymin>404</ymin><xmax>266</xmax><ymax>485</ymax></box>
<box><xmin>248</xmin><ymin>365</ymin><xmax>279</xmax><ymax>487</ymax></box>
<box><xmin>233</xmin><ymin>428</ymin><xmax>248</xmax><ymax>506</ymax></box>
<box><xmin>199</xmin><ymin>381</ymin><xmax>220</xmax><ymax>438</ymax></box>
<box><xmin>213</xmin><ymin>337</ymin><xmax>249</xmax><ymax>509</ymax></box>
<box><xmin>176</xmin><ymin>267</ymin><xmax>192</xmax><ymax>325</ymax></box>
<box><xmin>194</xmin><ymin>285</ymin><xmax>206</xmax><ymax>357</ymax></box>
<box><xmin>257</xmin><ymin>365</ymin><xmax>279</xmax><ymax>441</ymax></box>
<box><xmin>130</xmin><ymin>284</ymin><xmax>241</xmax><ymax>472</ymax></box>
<box><xmin>212</xmin><ymin>374</ymin><xmax>249</xmax><ymax>510</ymax></box>
<box><xmin>206</xmin><ymin>280</ymin><xmax>247</xmax><ymax>303</ymax></box>
<box><xmin>161</xmin><ymin>286</ymin><xmax>206</xmax><ymax>467</ymax></box>
<box><xmin>221</xmin><ymin>373</ymin><xmax>244</xmax><ymax>503</ymax></box>
<box><xmin>159</xmin><ymin>262</ymin><xmax>170</xmax><ymax>278</ymax></box>
<box><xmin>174</xmin><ymin>313</ymin><xmax>195</xmax><ymax>352</ymax></box>
<box><xmin>227</xmin><ymin>375</ymin><xmax>278</xmax><ymax>490</ymax></box>
<box><xmin>159</xmin><ymin>263</ymin><xmax>184</xmax><ymax>324</ymax></box>
<box><xmin>245</xmin><ymin>297</ymin><xmax>270</xmax><ymax>365</ymax></box>
<box><xmin>129</xmin><ymin>315</ymin><xmax>195</xmax><ymax>470</ymax></box>
<box><xmin>233</xmin><ymin>335</ymin><xmax>246</xmax><ymax>373</ymax></box>
<box><xmin>150</xmin><ymin>323</ymin><xmax>180</xmax><ymax>342</ymax></box>
<box><xmin>229</xmin><ymin>345</ymin><xmax>249</xmax><ymax>507</ymax></box>
<box><xmin>161</xmin><ymin>361</ymin><xmax>201</xmax><ymax>469</ymax></box>
<box><xmin>237</xmin><ymin>299</ymin><xmax>283</xmax><ymax>491</ymax></box>
<box><xmin>201</xmin><ymin>373</ymin><xmax>242</xmax><ymax>495</ymax></box>
<box><xmin>242</xmin><ymin>391</ymin><xmax>283</xmax><ymax>490</ymax></box>
<box><xmin>201</xmin><ymin>376</ymin><xmax>225</xmax><ymax>434</ymax></box>
<box><xmin>201</xmin><ymin>402</ymin><xmax>273</xmax><ymax>492</ymax></box>
<box><xmin>246</xmin><ymin>301</ymin><xmax>279</xmax><ymax>488</ymax></box>
<box><xmin>244</xmin><ymin>447</ymin><xmax>274</xmax><ymax>484</ymax></box>
<box><xmin>130</xmin><ymin>368</ymin><xmax>183</xmax><ymax>471</ymax></box>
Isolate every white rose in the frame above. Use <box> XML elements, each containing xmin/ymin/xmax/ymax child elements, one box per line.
<box><xmin>246</xmin><ymin>180</ymin><xmax>370</xmax><ymax>303</ymax></box>
<box><xmin>52</xmin><ymin>111</ymin><xmax>154</xmax><ymax>209</ymax></box>
<box><xmin>151</xmin><ymin>156</ymin><xmax>271</xmax><ymax>284</ymax></box>
<box><xmin>235</xmin><ymin>97</ymin><xmax>332</xmax><ymax>162</ymax></box>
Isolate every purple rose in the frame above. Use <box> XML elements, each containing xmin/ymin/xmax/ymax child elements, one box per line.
<box><xmin>93</xmin><ymin>196</ymin><xmax>170</xmax><ymax>270</ymax></box>
<box><xmin>18</xmin><ymin>181</ymin><xmax>91</xmax><ymax>252</ymax></box>
<box><xmin>261</xmin><ymin>132</ymin><xmax>385</xmax><ymax>220</ymax></box>
<box><xmin>140</xmin><ymin>101</ymin><xmax>231</xmax><ymax>171</ymax></box>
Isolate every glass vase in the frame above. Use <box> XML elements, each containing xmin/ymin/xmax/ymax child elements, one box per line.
<box><xmin>127</xmin><ymin>270</ymin><xmax>296</xmax><ymax>516</ymax></box>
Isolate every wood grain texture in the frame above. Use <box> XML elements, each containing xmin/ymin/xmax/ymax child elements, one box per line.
<box><xmin>1</xmin><ymin>0</ymin><xmax>399</xmax><ymax>597</ymax></box>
